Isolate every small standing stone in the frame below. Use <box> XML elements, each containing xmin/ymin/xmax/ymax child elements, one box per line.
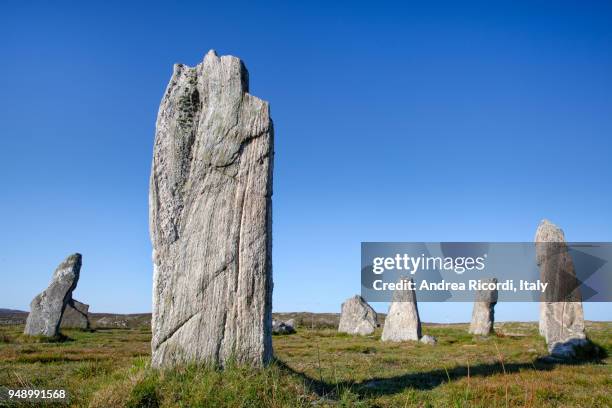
<box><xmin>535</xmin><ymin>219</ymin><xmax>587</xmax><ymax>358</ymax></box>
<box><xmin>468</xmin><ymin>278</ymin><xmax>498</xmax><ymax>336</ymax></box>
<box><xmin>419</xmin><ymin>334</ymin><xmax>437</xmax><ymax>345</ymax></box>
<box><xmin>381</xmin><ymin>277</ymin><xmax>422</xmax><ymax>342</ymax></box>
<box><xmin>338</xmin><ymin>295</ymin><xmax>378</xmax><ymax>335</ymax></box>
<box><xmin>24</xmin><ymin>254</ymin><xmax>82</xmax><ymax>337</ymax></box>
<box><xmin>60</xmin><ymin>299</ymin><xmax>90</xmax><ymax>330</ymax></box>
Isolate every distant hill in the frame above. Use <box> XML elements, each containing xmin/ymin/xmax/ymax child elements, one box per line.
<box><xmin>0</xmin><ymin>310</ymin><xmax>393</xmax><ymax>329</ymax></box>
<box><xmin>0</xmin><ymin>308</ymin><xmax>28</xmax><ymax>325</ymax></box>
<box><xmin>0</xmin><ymin>308</ymin><xmax>27</xmax><ymax>314</ymax></box>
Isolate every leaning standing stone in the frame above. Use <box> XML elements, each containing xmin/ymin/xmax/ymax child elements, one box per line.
<box><xmin>338</xmin><ymin>295</ymin><xmax>378</xmax><ymax>335</ymax></box>
<box><xmin>24</xmin><ymin>254</ymin><xmax>82</xmax><ymax>337</ymax></box>
<box><xmin>468</xmin><ymin>278</ymin><xmax>498</xmax><ymax>336</ymax></box>
<box><xmin>535</xmin><ymin>219</ymin><xmax>586</xmax><ymax>358</ymax></box>
<box><xmin>150</xmin><ymin>50</ymin><xmax>274</xmax><ymax>368</ymax></box>
<box><xmin>381</xmin><ymin>277</ymin><xmax>422</xmax><ymax>342</ymax></box>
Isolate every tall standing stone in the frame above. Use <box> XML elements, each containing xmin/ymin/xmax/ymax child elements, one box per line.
<box><xmin>535</xmin><ymin>219</ymin><xmax>586</xmax><ymax>358</ymax></box>
<box><xmin>468</xmin><ymin>278</ymin><xmax>497</xmax><ymax>336</ymax></box>
<box><xmin>60</xmin><ymin>299</ymin><xmax>90</xmax><ymax>330</ymax></box>
<box><xmin>150</xmin><ymin>50</ymin><xmax>273</xmax><ymax>368</ymax></box>
<box><xmin>24</xmin><ymin>254</ymin><xmax>82</xmax><ymax>337</ymax></box>
<box><xmin>338</xmin><ymin>295</ymin><xmax>378</xmax><ymax>335</ymax></box>
<box><xmin>381</xmin><ymin>278</ymin><xmax>422</xmax><ymax>342</ymax></box>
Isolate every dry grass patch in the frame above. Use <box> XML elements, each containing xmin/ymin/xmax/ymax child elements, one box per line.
<box><xmin>0</xmin><ymin>322</ymin><xmax>609</xmax><ymax>407</ymax></box>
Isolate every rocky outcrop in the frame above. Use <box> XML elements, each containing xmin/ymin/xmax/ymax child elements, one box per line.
<box><xmin>60</xmin><ymin>299</ymin><xmax>90</xmax><ymax>329</ymax></box>
<box><xmin>419</xmin><ymin>334</ymin><xmax>437</xmax><ymax>345</ymax></box>
<box><xmin>24</xmin><ymin>254</ymin><xmax>82</xmax><ymax>337</ymax></box>
<box><xmin>272</xmin><ymin>319</ymin><xmax>295</xmax><ymax>335</ymax></box>
<box><xmin>535</xmin><ymin>219</ymin><xmax>586</xmax><ymax>358</ymax></box>
<box><xmin>468</xmin><ymin>278</ymin><xmax>498</xmax><ymax>336</ymax></box>
<box><xmin>150</xmin><ymin>50</ymin><xmax>274</xmax><ymax>368</ymax></box>
<box><xmin>381</xmin><ymin>278</ymin><xmax>422</xmax><ymax>342</ymax></box>
<box><xmin>338</xmin><ymin>295</ymin><xmax>378</xmax><ymax>335</ymax></box>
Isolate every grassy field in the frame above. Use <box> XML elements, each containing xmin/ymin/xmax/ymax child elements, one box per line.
<box><xmin>0</xmin><ymin>322</ymin><xmax>610</xmax><ymax>407</ymax></box>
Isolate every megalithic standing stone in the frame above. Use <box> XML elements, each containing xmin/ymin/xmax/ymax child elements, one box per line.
<box><xmin>338</xmin><ymin>295</ymin><xmax>378</xmax><ymax>335</ymax></box>
<box><xmin>468</xmin><ymin>278</ymin><xmax>498</xmax><ymax>336</ymax></box>
<box><xmin>24</xmin><ymin>254</ymin><xmax>82</xmax><ymax>337</ymax></box>
<box><xmin>150</xmin><ymin>50</ymin><xmax>274</xmax><ymax>368</ymax></box>
<box><xmin>381</xmin><ymin>277</ymin><xmax>422</xmax><ymax>342</ymax></box>
<box><xmin>535</xmin><ymin>219</ymin><xmax>586</xmax><ymax>358</ymax></box>
<box><xmin>60</xmin><ymin>299</ymin><xmax>90</xmax><ymax>330</ymax></box>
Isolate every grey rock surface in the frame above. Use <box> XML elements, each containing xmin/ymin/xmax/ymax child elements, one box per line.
<box><xmin>24</xmin><ymin>254</ymin><xmax>82</xmax><ymax>337</ymax></box>
<box><xmin>338</xmin><ymin>295</ymin><xmax>378</xmax><ymax>335</ymax></box>
<box><xmin>419</xmin><ymin>334</ymin><xmax>437</xmax><ymax>345</ymax></box>
<box><xmin>150</xmin><ymin>50</ymin><xmax>274</xmax><ymax>368</ymax></box>
<box><xmin>468</xmin><ymin>278</ymin><xmax>498</xmax><ymax>336</ymax></box>
<box><xmin>535</xmin><ymin>219</ymin><xmax>586</xmax><ymax>358</ymax></box>
<box><xmin>272</xmin><ymin>319</ymin><xmax>295</xmax><ymax>335</ymax></box>
<box><xmin>381</xmin><ymin>278</ymin><xmax>422</xmax><ymax>342</ymax></box>
<box><xmin>60</xmin><ymin>299</ymin><xmax>90</xmax><ymax>330</ymax></box>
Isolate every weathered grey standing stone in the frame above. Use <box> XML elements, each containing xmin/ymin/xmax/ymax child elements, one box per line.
<box><xmin>338</xmin><ymin>295</ymin><xmax>378</xmax><ymax>335</ymax></box>
<box><xmin>60</xmin><ymin>299</ymin><xmax>90</xmax><ymax>330</ymax></box>
<box><xmin>24</xmin><ymin>254</ymin><xmax>82</xmax><ymax>337</ymax></box>
<box><xmin>535</xmin><ymin>219</ymin><xmax>586</xmax><ymax>358</ymax></box>
<box><xmin>468</xmin><ymin>278</ymin><xmax>498</xmax><ymax>336</ymax></box>
<box><xmin>150</xmin><ymin>50</ymin><xmax>273</xmax><ymax>368</ymax></box>
<box><xmin>381</xmin><ymin>278</ymin><xmax>422</xmax><ymax>342</ymax></box>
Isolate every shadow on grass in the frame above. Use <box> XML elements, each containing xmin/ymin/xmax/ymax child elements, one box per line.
<box><xmin>274</xmin><ymin>338</ymin><xmax>608</xmax><ymax>399</ymax></box>
<box><xmin>16</xmin><ymin>333</ymin><xmax>74</xmax><ymax>344</ymax></box>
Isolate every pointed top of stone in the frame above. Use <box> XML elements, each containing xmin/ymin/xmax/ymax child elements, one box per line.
<box><xmin>391</xmin><ymin>277</ymin><xmax>417</xmax><ymax>302</ymax></box>
<box><xmin>338</xmin><ymin>295</ymin><xmax>378</xmax><ymax>335</ymax></box>
<box><xmin>48</xmin><ymin>253</ymin><xmax>81</xmax><ymax>286</ymax></box>
<box><xmin>53</xmin><ymin>253</ymin><xmax>81</xmax><ymax>280</ymax></box>
<box><xmin>535</xmin><ymin>219</ymin><xmax>566</xmax><ymax>243</ymax></box>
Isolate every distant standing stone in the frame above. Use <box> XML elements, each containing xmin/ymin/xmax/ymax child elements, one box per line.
<box><xmin>150</xmin><ymin>50</ymin><xmax>273</xmax><ymax>368</ymax></box>
<box><xmin>381</xmin><ymin>277</ymin><xmax>422</xmax><ymax>342</ymax></box>
<box><xmin>272</xmin><ymin>319</ymin><xmax>296</xmax><ymax>335</ymax></box>
<box><xmin>535</xmin><ymin>219</ymin><xmax>586</xmax><ymax>358</ymax></box>
<box><xmin>60</xmin><ymin>299</ymin><xmax>90</xmax><ymax>330</ymax></box>
<box><xmin>338</xmin><ymin>295</ymin><xmax>378</xmax><ymax>335</ymax></box>
<box><xmin>468</xmin><ymin>278</ymin><xmax>498</xmax><ymax>336</ymax></box>
<box><xmin>24</xmin><ymin>254</ymin><xmax>82</xmax><ymax>337</ymax></box>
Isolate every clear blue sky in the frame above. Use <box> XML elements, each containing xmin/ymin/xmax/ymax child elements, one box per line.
<box><xmin>1</xmin><ymin>1</ymin><xmax>611</xmax><ymax>322</ymax></box>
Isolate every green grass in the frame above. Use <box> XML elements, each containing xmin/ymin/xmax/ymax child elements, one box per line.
<box><xmin>0</xmin><ymin>322</ymin><xmax>610</xmax><ymax>407</ymax></box>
